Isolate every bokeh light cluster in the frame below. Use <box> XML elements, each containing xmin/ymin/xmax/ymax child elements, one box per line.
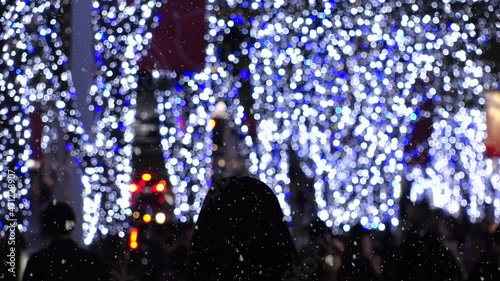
<box><xmin>155</xmin><ymin>71</ymin><xmax>214</xmax><ymax>221</ymax></box>
<box><xmin>0</xmin><ymin>0</ymin><xmax>163</xmax><ymax>242</ymax></box>
<box><xmin>166</xmin><ymin>0</ymin><xmax>500</xmax><ymax>229</ymax></box>
<box><xmin>81</xmin><ymin>0</ymin><xmax>163</xmax><ymax>244</ymax></box>
<box><xmin>205</xmin><ymin>0</ymin><xmax>293</xmax><ymax>220</ymax></box>
<box><xmin>155</xmin><ymin>0</ymin><xmax>292</xmax><ymax>221</ymax></box>
<box><xmin>249</xmin><ymin>0</ymin><xmax>499</xmax><ymax>229</ymax></box>
<box><xmin>0</xmin><ymin>0</ymin><xmax>35</xmax><ymax>233</ymax></box>
<box><xmin>0</xmin><ymin>0</ymin><xmax>86</xmax><ymax>233</ymax></box>
<box><xmin>409</xmin><ymin>107</ymin><xmax>500</xmax><ymax>222</ymax></box>
<box><xmin>205</xmin><ymin>0</ymin><xmax>293</xmax><ymax>217</ymax></box>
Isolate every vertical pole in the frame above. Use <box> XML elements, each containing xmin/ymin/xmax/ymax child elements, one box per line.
<box><xmin>69</xmin><ymin>0</ymin><xmax>94</xmax><ymax>245</ymax></box>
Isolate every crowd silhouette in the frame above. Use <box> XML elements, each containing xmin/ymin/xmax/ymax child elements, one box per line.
<box><xmin>7</xmin><ymin>177</ymin><xmax>500</xmax><ymax>281</ymax></box>
<box><xmin>22</xmin><ymin>202</ymin><xmax>109</xmax><ymax>281</ymax></box>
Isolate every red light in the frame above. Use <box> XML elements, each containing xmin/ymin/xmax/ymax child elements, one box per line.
<box><xmin>129</xmin><ymin>227</ymin><xmax>139</xmax><ymax>250</ymax></box>
<box><xmin>158</xmin><ymin>197</ymin><xmax>165</xmax><ymax>205</ymax></box>
<box><xmin>142</xmin><ymin>173</ymin><xmax>152</xmax><ymax>182</ymax></box>
<box><xmin>154</xmin><ymin>181</ymin><xmax>166</xmax><ymax>192</ymax></box>
<box><xmin>129</xmin><ymin>183</ymin><xmax>139</xmax><ymax>193</ymax></box>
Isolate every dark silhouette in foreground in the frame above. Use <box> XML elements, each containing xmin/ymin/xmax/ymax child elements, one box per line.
<box><xmin>467</xmin><ymin>226</ymin><xmax>500</xmax><ymax>281</ymax></box>
<box><xmin>22</xmin><ymin>202</ymin><xmax>110</xmax><ymax>281</ymax></box>
<box><xmin>187</xmin><ymin>176</ymin><xmax>301</xmax><ymax>281</ymax></box>
<box><xmin>392</xmin><ymin>229</ymin><xmax>425</xmax><ymax>281</ymax></box>
<box><xmin>299</xmin><ymin>217</ymin><xmax>337</xmax><ymax>281</ymax></box>
<box><xmin>421</xmin><ymin>231</ymin><xmax>461</xmax><ymax>281</ymax></box>
<box><xmin>339</xmin><ymin>224</ymin><xmax>379</xmax><ymax>281</ymax></box>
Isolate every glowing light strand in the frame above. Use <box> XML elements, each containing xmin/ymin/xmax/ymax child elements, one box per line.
<box><xmin>82</xmin><ymin>0</ymin><xmax>164</xmax><ymax>243</ymax></box>
<box><xmin>1</xmin><ymin>0</ymin><xmax>166</xmax><ymax>242</ymax></box>
<box><xmin>1</xmin><ymin>0</ymin><xmax>106</xmax><ymax>239</ymax></box>
<box><xmin>156</xmin><ymin>0</ymin><xmax>499</xmax><ymax>227</ymax></box>
<box><xmin>155</xmin><ymin>0</ymin><xmax>293</xmax><ymax>221</ymax></box>
<box><xmin>0</xmin><ymin>0</ymin><xmax>34</xmax><ymax>233</ymax></box>
<box><xmin>155</xmin><ymin>0</ymin><xmax>262</xmax><ymax>221</ymax></box>
<box><xmin>250</xmin><ymin>0</ymin><xmax>499</xmax><ymax>229</ymax></box>
<box><xmin>156</xmin><ymin>71</ymin><xmax>214</xmax><ymax>221</ymax></box>
<box><xmin>400</xmin><ymin>0</ymin><xmax>500</xmax><ymax>222</ymax></box>
<box><xmin>205</xmin><ymin>0</ymin><xmax>292</xmax><ymax>219</ymax></box>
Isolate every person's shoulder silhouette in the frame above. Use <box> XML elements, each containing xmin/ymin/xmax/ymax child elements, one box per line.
<box><xmin>467</xmin><ymin>226</ymin><xmax>500</xmax><ymax>281</ymax></box>
<box><xmin>23</xmin><ymin>202</ymin><xmax>110</xmax><ymax>281</ymax></box>
<box><xmin>187</xmin><ymin>176</ymin><xmax>300</xmax><ymax>281</ymax></box>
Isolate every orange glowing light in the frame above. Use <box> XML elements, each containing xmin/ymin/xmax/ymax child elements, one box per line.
<box><xmin>143</xmin><ymin>214</ymin><xmax>152</xmax><ymax>223</ymax></box>
<box><xmin>130</xmin><ymin>228</ymin><xmax>138</xmax><ymax>240</ymax></box>
<box><xmin>129</xmin><ymin>227</ymin><xmax>139</xmax><ymax>250</ymax></box>
<box><xmin>208</xmin><ymin>119</ymin><xmax>216</xmax><ymax>130</ymax></box>
<box><xmin>141</xmin><ymin>173</ymin><xmax>152</xmax><ymax>181</ymax></box>
<box><xmin>129</xmin><ymin>183</ymin><xmax>139</xmax><ymax>193</ymax></box>
<box><xmin>154</xmin><ymin>181</ymin><xmax>166</xmax><ymax>192</ymax></box>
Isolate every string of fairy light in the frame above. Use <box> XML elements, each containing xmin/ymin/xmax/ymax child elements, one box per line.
<box><xmin>251</xmin><ymin>0</ymin><xmax>422</xmax><ymax>230</ymax></box>
<box><xmin>29</xmin><ymin>0</ymin><xmax>164</xmax><ymax>243</ymax></box>
<box><xmin>204</xmin><ymin>0</ymin><xmax>292</xmax><ymax>220</ymax></box>
<box><xmin>155</xmin><ymin>0</ymin><xmax>292</xmax><ymax>221</ymax></box>
<box><xmin>409</xmin><ymin>108</ymin><xmax>500</xmax><ymax>222</ymax></box>
<box><xmin>249</xmin><ymin>0</ymin><xmax>500</xmax><ymax>229</ymax></box>
<box><xmin>82</xmin><ymin>0</ymin><xmax>163</xmax><ymax>244</ymax></box>
<box><xmin>397</xmin><ymin>0</ymin><xmax>500</xmax><ymax>223</ymax></box>
<box><xmin>401</xmin><ymin>0</ymin><xmax>500</xmax><ymax>222</ymax></box>
<box><xmin>160</xmin><ymin>0</ymin><xmax>500</xmax><ymax>229</ymax></box>
<box><xmin>202</xmin><ymin>0</ymin><xmax>260</xmax><ymax>179</ymax></box>
<box><xmin>0</xmin><ymin>0</ymin><xmax>163</xmax><ymax>243</ymax></box>
<box><xmin>153</xmin><ymin>0</ymin><xmax>264</xmax><ymax>217</ymax></box>
<box><xmin>0</xmin><ymin>0</ymin><xmax>34</xmax><ymax>233</ymax></box>
<box><xmin>155</xmin><ymin>71</ymin><xmax>214</xmax><ymax>221</ymax></box>
<box><xmin>0</xmin><ymin>0</ymin><xmax>88</xmax><ymax>233</ymax></box>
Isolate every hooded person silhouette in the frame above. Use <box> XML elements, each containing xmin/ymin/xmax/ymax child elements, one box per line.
<box><xmin>187</xmin><ymin>176</ymin><xmax>301</xmax><ymax>281</ymax></box>
<box><xmin>22</xmin><ymin>202</ymin><xmax>110</xmax><ymax>281</ymax></box>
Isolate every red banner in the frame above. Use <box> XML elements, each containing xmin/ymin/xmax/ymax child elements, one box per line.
<box><xmin>485</xmin><ymin>91</ymin><xmax>500</xmax><ymax>158</ymax></box>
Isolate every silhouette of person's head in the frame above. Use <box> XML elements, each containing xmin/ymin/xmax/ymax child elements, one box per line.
<box><xmin>41</xmin><ymin>201</ymin><xmax>76</xmax><ymax>238</ymax></box>
<box><xmin>187</xmin><ymin>176</ymin><xmax>299</xmax><ymax>281</ymax></box>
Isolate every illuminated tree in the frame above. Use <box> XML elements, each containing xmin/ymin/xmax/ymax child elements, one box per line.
<box><xmin>0</xmin><ymin>0</ymin><xmax>164</xmax><ymax>243</ymax></box>
<box><xmin>156</xmin><ymin>0</ymin><xmax>499</xmax><ymax>228</ymax></box>
<box><xmin>250</xmin><ymin>0</ymin><xmax>500</xmax><ymax>229</ymax></box>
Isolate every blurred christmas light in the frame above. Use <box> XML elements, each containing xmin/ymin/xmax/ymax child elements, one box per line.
<box><xmin>0</xmin><ymin>0</ymin><xmax>85</xmax><ymax>233</ymax></box>
<box><xmin>157</xmin><ymin>0</ymin><xmax>499</xmax><ymax>227</ymax></box>
<box><xmin>249</xmin><ymin>0</ymin><xmax>499</xmax><ymax>229</ymax></box>
<box><xmin>156</xmin><ymin>71</ymin><xmax>214</xmax><ymax>221</ymax></box>
<box><xmin>409</xmin><ymin>108</ymin><xmax>500</xmax><ymax>222</ymax></box>
<box><xmin>0</xmin><ymin>0</ymin><xmax>34</xmax><ymax>233</ymax></box>
<box><xmin>82</xmin><ymin>0</ymin><xmax>163</xmax><ymax>244</ymax></box>
<box><xmin>0</xmin><ymin>0</ymin><xmax>164</xmax><ymax>242</ymax></box>
<box><xmin>205</xmin><ymin>0</ymin><xmax>292</xmax><ymax>219</ymax></box>
<box><xmin>155</xmin><ymin>0</ymin><xmax>292</xmax><ymax>221</ymax></box>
